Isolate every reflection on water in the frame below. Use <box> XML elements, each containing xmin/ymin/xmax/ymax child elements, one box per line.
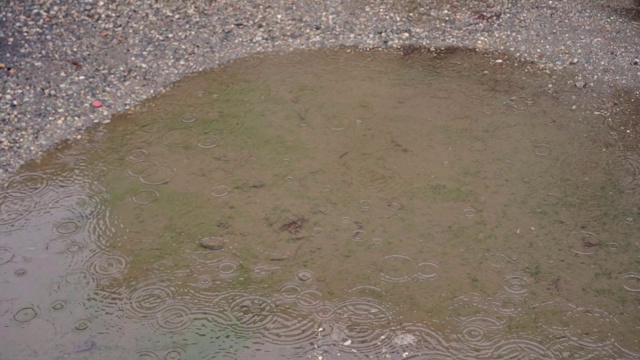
<box><xmin>1</xmin><ymin>48</ymin><xmax>639</xmax><ymax>359</ymax></box>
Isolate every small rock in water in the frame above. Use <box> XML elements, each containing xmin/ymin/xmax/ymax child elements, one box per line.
<box><xmin>575</xmin><ymin>81</ymin><xmax>586</xmax><ymax>88</ymax></box>
<box><xmin>199</xmin><ymin>237</ymin><xmax>225</xmax><ymax>251</ymax></box>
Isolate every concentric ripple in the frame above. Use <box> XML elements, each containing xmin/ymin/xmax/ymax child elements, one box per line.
<box><xmin>153</xmin><ymin>301</ymin><xmax>194</xmax><ymax>334</ymax></box>
<box><xmin>226</xmin><ymin>295</ymin><xmax>277</xmax><ymax>335</ymax></box>
<box><xmin>126</xmin><ymin>149</ymin><xmax>148</xmax><ymax>162</ymax></box>
<box><xmin>487</xmin><ymin>338</ymin><xmax>554</xmax><ymax>360</ymax></box>
<box><xmin>622</xmin><ymin>272</ymin><xmax>640</xmax><ymax>293</ymax></box>
<box><xmin>181</xmin><ymin>113</ymin><xmax>197</xmax><ymax>123</ymax></box>
<box><xmin>0</xmin><ymin>246</ymin><xmax>15</xmax><ymax>265</ymax></box>
<box><xmin>258</xmin><ymin>308</ymin><xmax>320</xmax><ymax>345</ymax></box>
<box><xmin>4</xmin><ymin>172</ymin><xmax>50</xmax><ymax>198</ymax></box>
<box><xmin>292</xmin><ymin>290</ymin><xmax>322</xmax><ymax>311</ymax></box>
<box><xmin>211</xmin><ymin>184</ymin><xmax>230</xmax><ymax>198</ymax></box>
<box><xmin>47</xmin><ymin>189</ymin><xmax>109</xmax><ymax>222</ymax></box>
<box><xmin>122</xmin><ymin>280</ymin><xmax>175</xmax><ymax>320</ymax></box>
<box><xmin>86</xmin><ymin>251</ymin><xmax>130</xmax><ymax>280</ymax></box>
<box><xmin>296</xmin><ymin>269</ymin><xmax>314</xmax><ymax>283</ymax></box>
<box><xmin>135</xmin><ymin>346</ymin><xmax>188</xmax><ymax>360</ymax></box>
<box><xmin>63</xmin><ymin>268</ymin><xmax>97</xmax><ymax>290</ymax></box>
<box><xmin>127</xmin><ymin>160</ymin><xmax>156</xmax><ymax>178</ymax></box>
<box><xmin>162</xmin><ymin>346</ymin><xmax>187</xmax><ymax>360</ymax></box>
<box><xmin>252</xmin><ymin>264</ymin><xmax>280</xmax><ymax>279</ymax></box>
<box><xmin>380</xmin><ymin>255</ymin><xmax>438</xmax><ymax>282</ymax></box>
<box><xmin>503</xmin><ymin>275</ymin><xmax>528</xmax><ymax>296</ymax></box>
<box><xmin>14</xmin><ymin>268</ymin><xmax>27</xmax><ymax>277</ymax></box>
<box><xmin>489</xmin><ymin>294</ymin><xmax>524</xmax><ymax>316</ymax></box>
<box><xmin>415</xmin><ymin>261</ymin><xmax>439</xmax><ymax>280</ymax></box>
<box><xmin>453</xmin><ymin>315</ymin><xmax>504</xmax><ymax>352</ymax></box>
<box><xmin>13</xmin><ymin>306</ymin><xmax>38</xmax><ymax>322</ymax></box>
<box><xmin>380</xmin><ymin>255</ymin><xmax>414</xmax><ymax>282</ymax></box>
<box><xmin>73</xmin><ymin>318</ymin><xmax>92</xmax><ymax>331</ymax></box>
<box><xmin>197</xmin><ymin>135</ymin><xmax>219</xmax><ymax>149</ymax></box>
<box><xmin>548</xmin><ymin>337</ymin><xmax>618</xmax><ymax>360</ymax></box>
<box><xmin>533</xmin><ymin>144</ymin><xmax>551</xmax><ymax>156</ymax></box>
<box><xmin>139</xmin><ymin>163</ymin><xmax>176</xmax><ymax>185</ymax></box>
<box><xmin>132</xmin><ymin>189</ymin><xmax>159</xmax><ymax>205</ymax></box>
<box><xmin>277</xmin><ymin>284</ymin><xmax>303</xmax><ymax>302</ymax></box>
<box><xmin>325</xmin><ymin>114</ymin><xmax>351</xmax><ymax>131</ymax></box>
<box><xmin>216</xmin><ymin>259</ymin><xmax>240</xmax><ymax>279</ymax></box>
<box><xmin>54</xmin><ymin>218</ymin><xmax>84</xmax><ymax>235</ymax></box>
<box><xmin>327</xmin><ymin>298</ymin><xmax>395</xmax><ymax>353</ymax></box>
<box><xmin>135</xmin><ymin>349</ymin><xmax>160</xmax><ymax>360</ymax></box>
<box><xmin>0</xmin><ymin>195</ymin><xmax>37</xmax><ymax>233</ymax></box>
<box><xmin>50</xmin><ymin>300</ymin><xmax>66</xmax><ymax>311</ymax></box>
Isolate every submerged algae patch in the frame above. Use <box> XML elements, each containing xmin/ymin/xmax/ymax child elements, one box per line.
<box><xmin>98</xmin><ymin>48</ymin><xmax>640</xmax><ymax>316</ymax></box>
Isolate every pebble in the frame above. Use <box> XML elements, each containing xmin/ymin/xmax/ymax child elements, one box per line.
<box><xmin>198</xmin><ymin>237</ymin><xmax>225</xmax><ymax>251</ymax></box>
<box><xmin>1</xmin><ymin>0</ymin><xmax>639</xmax><ymax>181</ymax></box>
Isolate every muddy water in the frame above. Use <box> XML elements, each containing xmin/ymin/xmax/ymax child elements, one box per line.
<box><xmin>1</xmin><ymin>48</ymin><xmax>639</xmax><ymax>359</ymax></box>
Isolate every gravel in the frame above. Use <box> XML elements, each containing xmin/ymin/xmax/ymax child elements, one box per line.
<box><xmin>1</xmin><ymin>0</ymin><xmax>639</xmax><ymax>181</ymax></box>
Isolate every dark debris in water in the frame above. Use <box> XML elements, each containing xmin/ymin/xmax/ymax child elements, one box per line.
<box><xmin>280</xmin><ymin>216</ymin><xmax>307</xmax><ymax>235</ymax></box>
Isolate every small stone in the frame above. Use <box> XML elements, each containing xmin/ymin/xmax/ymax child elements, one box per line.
<box><xmin>199</xmin><ymin>237</ymin><xmax>225</xmax><ymax>251</ymax></box>
<box><xmin>575</xmin><ymin>81</ymin><xmax>586</xmax><ymax>88</ymax></box>
<box><xmin>91</xmin><ymin>100</ymin><xmax>103</xmax><ymax>108</ymax></box>
<box><xmin>633</xmin><ymin>59</ymin><xmax>639</xmax><ymax>66</ymax></box>
<box><xmin>569</xmin><ymin>58</ymin><xmax>579</xmax><ymax>65</ymax></box>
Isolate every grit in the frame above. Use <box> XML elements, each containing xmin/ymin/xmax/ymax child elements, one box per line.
<box><xmin>1</xmin><ymin>0</ymin><xmax>640</xmax><ymax>182</ymax></box>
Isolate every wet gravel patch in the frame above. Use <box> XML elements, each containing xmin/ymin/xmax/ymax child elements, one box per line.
<box><xmin>1</xmin><ymin>0</ymin><xmax>639</xmax><ymax>181</ymax></box>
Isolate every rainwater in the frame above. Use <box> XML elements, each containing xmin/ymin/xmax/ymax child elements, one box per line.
<box><xmin>1</xmin><ymin>48</ymin><xmax>639</xmax><ymax>359</ymax></box>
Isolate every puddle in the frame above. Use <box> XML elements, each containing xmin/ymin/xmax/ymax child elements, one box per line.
<box><xmin>1</xmin><ymin>48</ymin><xmax>640</xmax><ymax>359</ymax></box>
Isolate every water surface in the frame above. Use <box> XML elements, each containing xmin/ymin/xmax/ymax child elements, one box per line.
<box><xmin>1</xmin><ymin>48</ymin><xmax>639</xmax><ymax>359</ymax></box>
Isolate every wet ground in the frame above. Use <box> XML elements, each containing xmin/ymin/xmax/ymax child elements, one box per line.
<box><xmin>1</xmin><ymin>48</ymin><xmax>639</xmax><ymax>359</ymax></box>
